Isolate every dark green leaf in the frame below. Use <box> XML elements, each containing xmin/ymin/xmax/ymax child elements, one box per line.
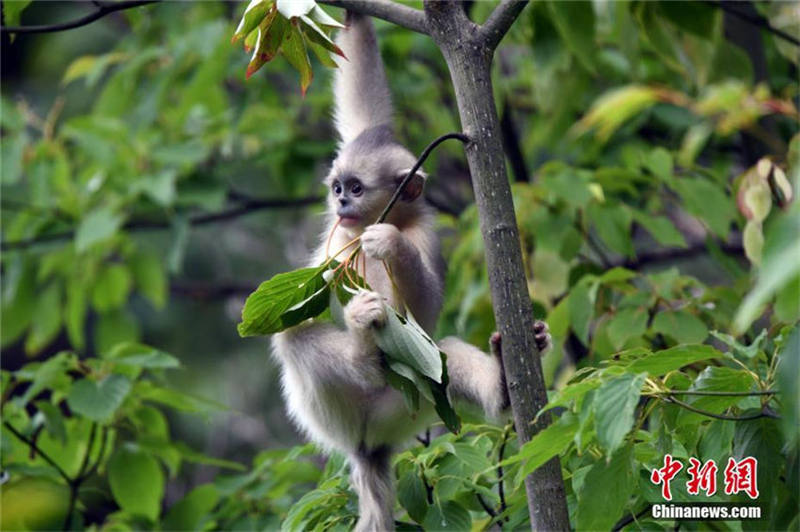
<box><xmin>506</xmin><ymin>414</ymin><xmax>578</xmax><ymax>475</ymax></box>
<box><xmin>91</xmin><ymin>264</ymin><xmax>132</xmax><ymax>312</ymax></box>
<box><xmin>576</xmin><ymin>445</ymin><xmax>635</xmax><ymax>531</ymax></box>
<box><xmin>281</xmin><ymin>21</ymin><xmax>313</xmax><ymax>96</ymax></box>
<box><xmin>374</xmin><ymin>306</ymin><xmax>443</xmax><ymax>382</ymax></box>
<box><xmin>397</xmin><ymin>472</ymin><xmax>428</xmax><ymax>523</ymax></box>
<box><xmin>607</xmin><ymin>307</ymin><xmax>648</xmax><ymax>350</ymax></box>
<box><xmin>162</xmin><ymin>484</ymin><xmax>219</xmax><ymax>531</ymax></box>
<box><xmin>107</xmin><ymin>342</ymin><xmax>180</xmax><ymax>368</ymax></box>
<box><xmin>547</xmin><ymin>0</ymin><xmax>596</xmax><ymax>74</ymax></box>
<box><xmin>237</xmin><ymin>267</ymin><xmax>327</xmax><ymax>337</ymax></box>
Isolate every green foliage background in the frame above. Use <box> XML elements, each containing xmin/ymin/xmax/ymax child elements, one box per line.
<box><xmin>1</xmin><ymin>1</ymin><xmax>798</xmax><ymax>530</ymax></box>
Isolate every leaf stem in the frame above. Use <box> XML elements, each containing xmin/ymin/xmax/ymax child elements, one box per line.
<box><xmin>375</xmin><ymin>132</ymin><xmax>469</xmax><ymax>224</ymax></box>
<box><xmin>3</xmin><ymin>421</ymin><xmax>72</xmax><ymax>485</ymax></box>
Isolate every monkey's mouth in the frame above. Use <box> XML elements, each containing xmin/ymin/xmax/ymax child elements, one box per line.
<box><xmin>338</xmin><ymin>215</ymin><xmax>361</xmax><ymax>227</ymax></box>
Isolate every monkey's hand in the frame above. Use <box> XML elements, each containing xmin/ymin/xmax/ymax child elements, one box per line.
<box><xmin>344</xmin><ymin>290</ymin><xmax>387</xmax><ymax>331</ymax></box>
<box><xmin>361</xmin><ymin>223</ymin><xmax>404</xmax><ymax>262</ymax></box>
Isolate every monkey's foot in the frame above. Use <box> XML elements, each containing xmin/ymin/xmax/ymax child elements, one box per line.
<box><xmin>489</xmin><ymin>320</ymin><xmax>552</xmax><ymax>357</ymax></box>
<box><xmin>344</xmin><ymin>290</ymin><xmax>387</xmax><ymax>330</ymax></box>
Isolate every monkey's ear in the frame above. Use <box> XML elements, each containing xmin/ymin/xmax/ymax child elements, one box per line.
<box><xmin>396</xmin><ymin>169</ymin><xmax>427</xmax><ymax>202</ymax></box>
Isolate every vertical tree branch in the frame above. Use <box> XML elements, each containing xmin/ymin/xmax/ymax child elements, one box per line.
<box><xmin>423</xmin><ymin>1</ymin><xmax>569</xmax><ymax>529</ymax></box>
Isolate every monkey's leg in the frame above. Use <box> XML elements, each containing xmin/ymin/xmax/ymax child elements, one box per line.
<box><xmin>350</xmin><ymin>446</ymin><xmax>395</xmax><ymax>532</ymax></box>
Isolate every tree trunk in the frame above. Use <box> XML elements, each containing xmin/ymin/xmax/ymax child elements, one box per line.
<box><xmin>423</xmin><ymin>2</ymin><xmax>570</xmax><ymax>530</ymax></box>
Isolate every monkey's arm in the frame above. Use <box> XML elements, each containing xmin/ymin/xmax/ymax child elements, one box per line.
<box><xmin>360</xmin><ymin>223</ymin><xmax>443</xmax><ymax>332</ymax></box>
<box><xmin>438</xmin><ymin>322</ymin><xmax>552</xmax><ymax>418</ymax></box>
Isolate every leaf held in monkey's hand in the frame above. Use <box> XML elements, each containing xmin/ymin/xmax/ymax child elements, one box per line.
<box><xmin>237</xmin><ymin>267</ymin><xmax>328</xmax><ymax>337</ymax></box>
<box><xmin>373</xmin><ymin>305</ymin><xmax>443</xmax><ymax>383</ymax></box>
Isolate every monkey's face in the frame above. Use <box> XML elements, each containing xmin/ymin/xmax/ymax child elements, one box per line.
<box><xmin>327</xmin><ymin>171</ymin><xmax>394</xmax><ymax>229</ymax></box>
<box><xmin>326</xmin><ymin>126</ymin><xmax>424</xmax><ymax>231</ymax></box>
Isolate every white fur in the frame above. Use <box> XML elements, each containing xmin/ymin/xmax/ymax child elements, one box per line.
<box><xmin>333</xmin><ymin>14</ymin><xmax>393</xmax><ymax>145</ymax></box>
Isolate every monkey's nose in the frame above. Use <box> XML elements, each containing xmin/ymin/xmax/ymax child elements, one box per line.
<box><xmin>339</xmin><ymin>197</ymin><xmax>349</xmax><ymax>206</ymax></box>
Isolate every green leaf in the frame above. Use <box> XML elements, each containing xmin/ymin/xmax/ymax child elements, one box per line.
<box><xmin>232</xmin><ymin>0</ymin><xmax>270</xmax><ymax>43</ymax></box>
<box><xmin>94</xmin><ymin>310</ymin><xmax>140</xmax><ymax>354</ymax></box>
<box><xmin>25</xmin><ymin>283</ymin><xmax>62</xmax><ymax>355</ymax></box>
<box><xmin>34</xmin><ymin>401</ymin><xmax>67</xmax><ymax>444</ymax></box>
<box><xmin>674</xmin><ymin>178</ymin><xmax>735</xmax><ymax>238</ymax></box>
<box><xmin>505</xmin><ymin>414</ymin><xmax>578</xmax><ymax>476</ymax></box>
<box><xmin>625</xmin><ymin>344</ymin><xmax>722</xmax><ymax>376</ymax></box>
<box><xmin>607</xmin><ymin>307</ymin><xmax>648</xmax><ymax>350</ymax></box>
<box><xmin>279</xmin><ymin>282</ymin><xmax>330</xmax><ymax>328</ymax></box>
<box><xmin>4</xmin><ymin>0</ymin><xmax>32</xmax><ymax>27</ymax></box>
<box><xmin>574</xmin><ymin>85</ymin><xmax>660</xmax><ymax>142</ymax></box>
<box><xmin>774</xmin><ymin>275</ymin><xmax>800</xmax><ymax>323</ymax></box>
<box><xmin>451</xmin><ymin>442</ymin><xmax>491</xmax><ymax>473</ymax></box>
<box><xmin>282</xmin><ymin>21</ymin><xmax>313</xmax><ymax>96</ymax></box>
<box><xmin>588</xmin><ymin>203</ymin><xmax>634</xmax><ymax>257</ymax></box>
<box><xmin>547</xmin><ymin>0</ymin><xmax>596</xmax><ymax>74</ymax></box>
<box><xmin>108</xmin><ymin>446</ymin><xmax>164</xmax><ymax>521</ymax></box>
<box><xmin>397</xmin><ymin>472</ymin><xmax>428</xmax><ymax>523</ymax></box>
<box><xmin>735</xmin><ymin>211</ymin><xmax>800</xmax><ymax>332</ymax></box>
<box><xmin>576</xmin><ymin>446</ymin><xmax>635</xmax><ymax>531</ymax></box>
<box><xmin>632</xmin><ymin>210</ymin><xmax>687</xmax><ymax>248</ymax></box>
<box><xmin>651</xmin><ymin>310</ymin><xmax>708</xmax><ymax>344</ymax></box>
<box><xmin>75</xmin><ymin>207</ymin><xmax>123</xmax><ymax>253</ymax></box>
<box><xmin>92</xmin><ymin>264</ymin><xmax>132</xmax><ymax>312</ymax></box>
<box><xmin>245</xmin><ymin>7</ymin><xmax>283</xmax><ymax>79</ymax></box>
<box><xmin>130</xmin><ymin>252</ymin><xmax>167</xmax><ymax>310</ymax></box>
<box><xmin>135</xmin><ymin>382</ymin><xmax>226</xmax><ymax>413</ymax></box>
<box><xmin>385</xmin><ymin>363</ymin><xmax>420</xmax><ymax>414</ymax></box>
<box><xmin>680</xmin><ymin>366</ymin><xmax>756</xmax><ymax>419</ymax></box>
<box><xmin>375</xmin><ymin>306</ymin><xmax>443</xmax><ymax>382</ymax></box>
<box><xmin>540</xmin><ymin>375</ymin><xmax>604</xmax><ymax>415</ymax></box>
<box><xmin>568</xmin><ymin>277</ymin><xmax>597</xmax><ymax>346</ymax></box>
<box><xmin>107</xmin><ymin>343</ymin><xmax>180</xmax><ymax>368</ymax></box>
<box><xmin>65</xmin><ymin>277</ymin><xmax>87</xmax><ymax>350</ymax></box>
<box><xmin>163</xmin><ymin>484</ymin><xmax>219</xmax><ymax>531</ymax></box>
<box><xmin>300</xmin><ymin>15</ymin><xmax>345</xmax><ymax>59</ymax></box>
<box><xmin>594</xmin><ymin>373</ymin><xmax>646</xmax><ymax>453</ymax></box>
<box><xmin>645</xmin><ymin>147</ymin><xmax>673</xmax><ymax>181</ymax></box>
<box><xmin>429</xmin><ymin>366</ymin><xmax>460</xmax><ymax>433</ymax></box>
<box><xmin>238</xmin><ymin>267</ymin><xmax>327</xmax><ymax>337</ymax></box>
<box><xmin>67</xmin><ymin>374</ymin><xmax>131</xmax><ymax>423</ymax></box>
<box><xmin>658</xmin><ymin>1</ymin><xmax>717</xmax><ymax>39</ymax></box>
<box><xmin>422</xmin><ymin>501</ymin><xmax>471</xmax><ymax>531</ymax></box>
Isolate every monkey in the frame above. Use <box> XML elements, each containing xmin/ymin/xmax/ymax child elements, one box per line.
<box><xmin>270</xmin><ymin>12</ymin><xmax>551</xmax><ymax>531</ymax></box>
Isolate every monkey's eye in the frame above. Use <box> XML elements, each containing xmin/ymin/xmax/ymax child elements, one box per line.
<box><xmin>332</xmin><ymin>182</ymin><xmax>342</xmax><ymax>195</ymax></box>
<box><xmin>350</xmin><ymin>182</ymin><xmax>363</xmax><ymax>196</ymax></box>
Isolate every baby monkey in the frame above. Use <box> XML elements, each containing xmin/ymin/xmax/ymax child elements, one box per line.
<box><xmin>271</xmin><ymin>12</ymin><xmax>550</xmax><ymax>531</ymax></box>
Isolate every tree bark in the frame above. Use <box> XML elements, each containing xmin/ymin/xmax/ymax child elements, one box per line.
<box><xmin>423</xmin><ymin>2</ymin><xmax>569</xmax><ymax>530</ymax></box>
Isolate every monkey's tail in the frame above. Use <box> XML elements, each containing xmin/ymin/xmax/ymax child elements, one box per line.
<box><xmin>350</xmin><ymin>446</ymin><xmax>395</xmax><ymax>532</ymax></box>
<box><xmin>333</xmin><ymin>12</ymin><xmax>393</xmax><ymax>145</ymax></box>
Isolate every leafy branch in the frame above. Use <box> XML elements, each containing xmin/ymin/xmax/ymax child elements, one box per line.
<box><xmin>659</xmin><ymin>394</ymin><xmax>780</xmax><ymax>421</ymax></box>
<box><xmin>1</xmin><ymin>0</ymin><xmax>160</xmax><ymax>34</ymax></box>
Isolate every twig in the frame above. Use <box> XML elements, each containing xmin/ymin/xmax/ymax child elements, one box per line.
<box><xmin>618</xmin><ymin>241</ymin><xmax>745</xmax><ymax>269</ymax></box>
<box><xmin>1</xmin><ymin>0</ymin><xmax>160</xmax><ymax>34</ymax></box>
<box><xmin>318</xmin><ymin>0</ymin><xmax>428</xmax><ymax>35</ymax></box>
<box><xmin>63</xmin><ymin>422</ymin><xmax>97</xmax><ymax>530</ymax></box>
<box><xmin>476</xmin><ymin>493</ymin><xmax>497</xmax><ymax>519</ymax></box>
<box><xmin>613</xmin><ymin>505</ymin><xmax>652</xmax><ymax>531</ymax></box>
<box><xmin>376</xmin><ymin>132</ymin><xmax>469</xmax><ymax>224</ymax></box>
<box><xmin>3</xmin><ymin>421</ymin><xmax>71</xmax><ymax>485</ymax></box>
<box><xmin>655</xmin><ymin>389</ymin><xmax>777</xmax><ymax>397</ymax></box>
<box><xmin>497</xmin><ymin>425</ymin><xmax>510</xmax><ymax>522</ymax></box>
<box><xmin>481</xmin><ymin>0</ymin><xmax>529</xmax><ymax>50</ymax></box>
<box><xmin>703</xmin><ymin>1</ymin><xmax>800</xmax><ymax>47</ymax></box>
<box><xmin>660</xmin><ymin>395</ymin><xmax>780</xmax><ymax>421</ymax></box>
<box><xmin>0</xmin><ymin>195</ymin><xmax>323</xmax><ymax>251</ymax></box>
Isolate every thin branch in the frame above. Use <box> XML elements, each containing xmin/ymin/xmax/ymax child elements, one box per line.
<box><xmin>655</xmin><ymin>389</ymin><xmax>777</xmax><ymax>397</ymax></box>
<box><xmin>376</xmin><ymin>132</ymin><xmax>469</xmax><ymax>224</ymax></box>
<box><xmin>661</xmin><ymin>395</ymin><xmax>780</xmax><ymax>421</ymax></box>
<box><xmin>1</xmin><ymin>0</ymin><xmax>159</xmax><ymax>34</ymax></box>
<box><xmin>618</xmin><ymin>241</ymin><xmax>744</xmax><ymax>269</ymax></box>
<box><xmin>0</xmin><ymin>195</ymin><xmax>323</xmax><ymax>251</ymax></box>
<box><xmin>496</xmin><ymin>424</ymin><xmax>510</xmax><ymax>522</ymax></box>
<box><xmin>476</xmin><ymin>493</ymin><xmax>497</xmax><ymax>519</ymax></box>
<box><xmin>704</xmin><ymin>0</ymin><xmax>800</xmax><ymax>47</ymax></box>
<box><xmin>3</xmin><ymin>421</ymin><xmax>72</xmax><ymax>485</ymax></box>
<box><xmin>480</xmin><ymin>0</ymin><xmax>529</xmax><ymax>50</ymax></box>
<box><xmin>318</xmin><ymin>0</ymin><xmax>428</xmax><ymax>35</ymax></box>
